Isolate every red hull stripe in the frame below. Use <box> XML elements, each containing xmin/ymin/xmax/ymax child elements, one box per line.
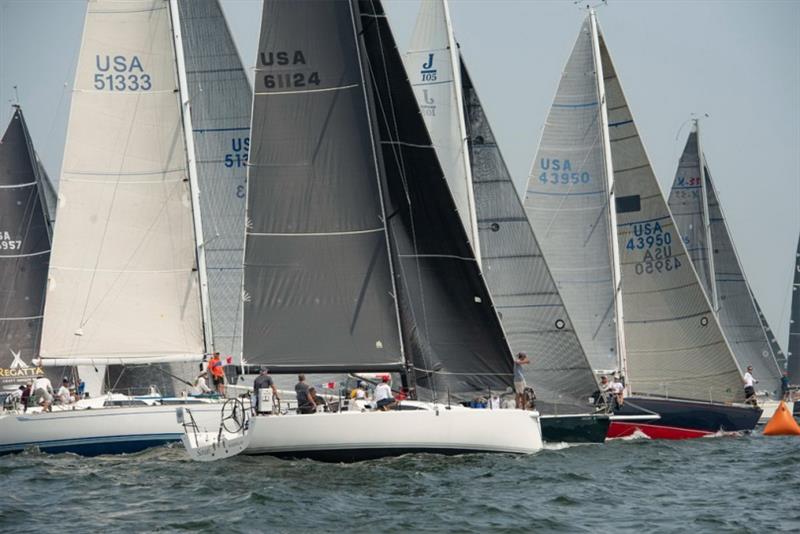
<box><xmin>608</xmin><ymin>421</ymin><xmax>713</xmax><ymax>440</ymax></box>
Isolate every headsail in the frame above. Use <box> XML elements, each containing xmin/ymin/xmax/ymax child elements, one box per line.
<box><xmin>524</xmin><ymin>19</ymin><xmax>618</xmax><ymax>372</ymax></box>
<box><xmin>0</xmin><ymin>107</ymin><xmax>52</xmax><ymax>385</ymax></box>
<box><xmin>598</xmin><ymin>26</ymin><xmax>744</xmax><ymax>402</ymax></box>
<box><xmin>669</xmin><ymin>133</ymin><xmax>783</xmax><ymax>396</ymax></box>
<box><xmin>789</xmin><ymin>233</ymin><xmax>800</xmax><ymax>382</ymax></box>
<box><xmin>243</xmin><ymin>0</ymin><xmax>404</xmax><ymax>373</ymax></box>
<box><xmin>178</xmin><ymin>0</ymin><xmax>251</xmax><ymax>360</ymax></box>
<box><xmin>360</xmin><ymin>0</ymin><xmax>514</xmax><ymax>400</ymax></box>
<box><xmin>40</xmin><ymin>0</ymin><xmax>205</xmax><ymax>366</ymax></box>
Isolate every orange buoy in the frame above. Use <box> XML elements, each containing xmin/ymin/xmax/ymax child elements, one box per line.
<box><xmin>763</xmin><ymin>401</ymin><xmax>800</xmax><ymax>436</ymax></box>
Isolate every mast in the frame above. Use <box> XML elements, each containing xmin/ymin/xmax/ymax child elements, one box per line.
<box><xmin>695</xmin><ymin>119</ymin><xmax>718</xmax><ymax>312</ymax></box>
<box><xmin>442</xmin><ymin>0</ymin><xmax>481</xmax><ymax>267</ymax></box>
<box><xmin>589</xmin><ymin>10</ymin><xmax>628</xmax><ymax>388</ymax></box>
<box><xmin>168</xmin><ymin>0</ymin><xmax>213</xmax><ymax>354</ymax></box>
<box><xmin>347</xmin><ymin>0</ymin><xmax>410</xmax><ymax>390</ymax></box>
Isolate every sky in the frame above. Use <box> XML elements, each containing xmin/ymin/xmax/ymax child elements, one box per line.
<box><xmin>1</xmin><ymin>0</ymin><xmax>798</xmax><ymax>349</ymax></box>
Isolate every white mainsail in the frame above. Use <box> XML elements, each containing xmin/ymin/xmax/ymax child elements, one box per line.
<box><xmin>526</xmin><ymin>13</ymin><xmax>745</xmax><ymax>403</ymax></box>
<box><xmin>403</xmin><ymin>0</ymin><xmax>480</xmax><ymax>264</ymax></box>
<box><xmin>40</xmin><ymin>0</ymin><xmax>204</xmax><ymax>366</ymax></box>
<box><xmin>669</xmin><ymin>125</ymin><xmax>783</xmax><ymax>396</ymax></box>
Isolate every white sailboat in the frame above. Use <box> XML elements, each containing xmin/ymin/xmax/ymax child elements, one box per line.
<box><xmin>181</xmin><ymin>0</ymin><xmax>542</xmax><ymax>462</ymax></box>
<box><xmin>0</xmin><ymin>0</ymin><xmax>249</xmax><ymax>455</ymax></box>
<box><xmin>524</xmin><ymin>10</ymin><xmax>760</xmax><ymax>439</ymax></box>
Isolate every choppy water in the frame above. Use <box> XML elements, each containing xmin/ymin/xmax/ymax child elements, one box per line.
<box><xmin>2</xmin><ymin>433</ymin><xmax>798</xmax><ymax>533</ymax></box>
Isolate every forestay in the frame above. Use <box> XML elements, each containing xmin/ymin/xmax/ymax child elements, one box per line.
<box><xmin>524</xmin><ymin>20</ymin><xmax>618</xmax><ymax>372</ymax></box>
<box><xmin>361</xmin><ymin>0</ymin><xmax>514</xmax><ymax>400</ymax></box>
<box><xmin>669</xmin><ymin>136</ymin><xmax>782</xmax><ymax>396</ymax></box>
<box><xmin>0</xmin><ymin>108</ymin><xmax>52</xmax><ymax>385</ymax></box>
<box><xmin>597</xmin><ymin>29</ymin><xmax>744</xmax><ymax>402</ymax></box>
<box><xmin>178</xmin><ymin>0</ymin><xmax>251</xmax><ymax>359</ymax></box>
<box><xmin>462</xmin><ymin>63</ymin><xmax>599</xmax><ymax>412</ymax></box>
<box><xmin>40</xmin><ymin>0</ymin><xmax>205</xmax><ymax>365</ymax></box>
<box><xmin>243</xmin><ymin>0</ymin><xmax>404</xmax><ymax>372</ymax></box>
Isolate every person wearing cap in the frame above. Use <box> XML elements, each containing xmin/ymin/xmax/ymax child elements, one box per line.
<box><xmin>743</xmin><ymin>365</ymin><xmax>758</xmax><ymax>407</ymax></box>
<box><xmin>32</xmin><ymin>374</ymin><xmax>53</xmax><ymax>412</ymax></box>
<box><xmin>611</xmin><ymin>374</ymin><xmax>625</xmax><ymax>408</ymax></box>
<box><xmin>56</xmin><ymin>378</ymin><xmax>72</xmax><ymax>406</ymax></box>
<box><xmin>208</xmin><ymin>352</ymin><xmax>225</xmax><ymax>396</ymax></box>
<box><xmin>513</xmin><ymin>352</ymin><xmax>530</xmax><ymax>409</ymax></box>
<box><xmin>253</xmin><ymin>368</ymin><xmax>278</xmax><ymax>413</ymax></box>
<box><xmin>191</xmin><ymin>372</ymin><xmax>212</xmax><ymax>396</ymax></box>
<box><xmin>374</xmin><ymin>375</ymin><xmax>395</xmax><ymax>411</ymax></box>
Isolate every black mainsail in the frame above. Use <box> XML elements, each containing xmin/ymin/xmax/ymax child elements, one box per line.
<box><xmin>0</xmin><ymin>107</ymin><xmax>53</xmax><ymax>387</ymax></box>
<box><xmin>790</xmin><ymin>233</ymin><xmax>800</xmax><ymax>383</ymax></box>
<box><xmin>243</xmin><ymin>0</ymin><xmax>514</xmax><ymax>400</ymax></box>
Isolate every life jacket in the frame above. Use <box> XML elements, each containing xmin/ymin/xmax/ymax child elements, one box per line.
<box><xmin>209</xmin><ymin>357</ymin><xmax>224</xmax><ymax>377</ymax></box>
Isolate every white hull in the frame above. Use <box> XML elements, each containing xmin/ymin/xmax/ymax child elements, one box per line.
<box><xmin>0</xmin><ymin>400</ymin><xmax>224</xmax><ymax>456</ymax></box>
<box><xmin>182</xmin><ymin>404</ymin><xmax>543</xmax><ymax>462</ymax></box>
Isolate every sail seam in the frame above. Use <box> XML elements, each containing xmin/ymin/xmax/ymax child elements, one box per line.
<box><xmin>0</xmin><ymin>181</ymin><xmax>36</xmax><ymax>189</ymax></box>
<box><xmin>254</xmin><ymin>83</ymin><xmax>359</xmax><ymax>96</ymax></box>
<box><xmin>49</xmin><ymin>266</ymin><xmax>193</xmax><ymax>273</ymax></box>
<box><xmin>0</xmin><ymin>315</ymin><xmax>43</xmax><ymax>321</ymax></box>
<box><xmin>397</xmin><ymin>253</ymin><xmax>476</xmax><ymax>262</ymax></box>
<box><xmin>0</xmin><ymin>250</ymin><xmax>50</xmax><ymax>259</ymax></box>
<box><xmin>247</xmin><ymin>228</ymin><xmax>383</xmax><ymax>237</ymax></box>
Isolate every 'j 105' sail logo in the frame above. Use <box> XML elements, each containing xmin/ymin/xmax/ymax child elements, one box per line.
<box><xmin>420</xmin><ymin>53</ymin><xmax>437</xmax><ymax>82</ymax></box>
<box><xmin>420</xmin><ymin>89</ymin><xmax>436</xmax><ymax>117</ymax></box>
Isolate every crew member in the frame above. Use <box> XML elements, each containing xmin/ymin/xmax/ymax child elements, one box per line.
<box><xmin>253</xmin><ymin>368</ymin><xmax>279</xmax><ymax>413</ymax></box>
<box><xmin>513</xmin><ymin>352</ymin><xmax>530</xmax><ymax>410</ymax></box>
<box><xmin>32</xmin><ymin>374</ymin><xmax>53</xmax><ymax>412</ymax></box>
<box><xmin>192</xmin><ymin>372</ymin><xmax>212</xmax><ymax>395</ymax></box>
<box><xmin>295</xmin><ymin>374</ymin><xmax>316</xmax><ymax>414</ymax></box>
<box><xmin>208</xmin><ymin>352</ymin><xmax>225</xmax><ymax>396</ymax></box>
<box><xmin>743</xmin><ymin>365</ymin><xmax>758</xmax><ymax>407</ymax></box>
<box><xmin>374</xmin><ymin>376</ymin><xmax>395</xmax><ymax>411</ymax></box>
<box><xmin>781</xmin><ymin>371</ymin><xmax>790</xmax><ymax>401</ymax></box>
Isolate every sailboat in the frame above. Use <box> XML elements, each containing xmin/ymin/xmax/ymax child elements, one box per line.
<box><xmin>789</xmin><ymin>233</ymin><xmax>800</xmax><ymax>401</ymax></box>
<box><xmin>0</xmin><ymin>0</ymin><xmax>248</xmax><ymax>455</ymax></box>
<box><xmin>524</xmin><ymin>11</ymin><xmax>761</xmax><ymax>439</ymax></box>
<box><xmin>180</xmin><ymin>0</ymin><xmax>542</xmax><ymax>462</ymax></box>
<box><xmin>402</xmin><ymin>0</ymin><xmax>611</xmax><ymax>443</ymax></box>
<box><xmin>0</xmin><ymin>106</ymin><xmax>65</xmax><ymax>395</ymax></box>
<box><xmin>668</xmin><ymin>121</ymin><xmax>785</xmax><ymax>422</ymax></box>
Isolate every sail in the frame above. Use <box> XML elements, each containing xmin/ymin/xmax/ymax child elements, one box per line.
<box><xmin>243</xmin><ymin>0</ymin><xmax>404</xmax><ymax>372</ymax></box>
<box><xmin>403</xmin><ymin>0</ymin><xmax>477</xmax><ymax>253</ymax></box>
<box><xmin>753</xmin><ymin>294</ymin><xmax>787</xmax><ymax>371</ymax></box>
<box><xmin>461</xmin><ymin>63</ymin><xmax>599</xmax><ymax>412</ymax></box>
<box><xmin>667</xmin><ymin>130</ymin><xmax>714</xmax><ymax>296</ymax></box>
<box><xmin>39</xmin><ymin>0</ymin><xmax>205</xmax><ymax>364</ymax></box>
<box><xmin>360</xmin><ymin>0</ymin><xmax>514</xmax><ymax>400</ymax></box>
<box><xmin>597</xmin><ymin>28</ymin><xmax>744</xmax><ymax>402</ymax></box>
<box><xmin>789</xmin><ymin>233</ymin><xmax>800</xmax><ymax>382</ymax></box>
<box><xmin>524</xmin><ymin>19</ymin><xmax>618</xmax><ymax>372</ymax></box>
<box><xmin>178</xmin><ymin>0</ymin><xmax>250</xmax><ymax>359</ymax></box>
<box><xmin>0</xmin><ymin>108</ymin><xmax>52</xmax><ymax>385</ymax></box>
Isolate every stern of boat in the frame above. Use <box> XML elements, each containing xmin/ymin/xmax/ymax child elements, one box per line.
<box><xmin>178</xmin><ymin>399</ymin><xmax>249</xmax><ymax>462</ymax></box>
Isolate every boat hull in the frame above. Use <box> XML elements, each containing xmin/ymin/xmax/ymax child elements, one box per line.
<box><xmin>608</xmin><ymin>397</ymin><xmax>762</xmax><ymax>439</ymax></box>
<box><xmin>182</xmin><ymin>406</ymin><xmax>543</xmax><ymax>462</ymax></box>
<box><xmin>540</xmin><ymin>413</ymin><xmax>610</xmax><ymax>443</ymax></box>
<box><xmin>0</xmin><ymin>403</ymin><xmax>223</xmax><ymax>456</ymax></box>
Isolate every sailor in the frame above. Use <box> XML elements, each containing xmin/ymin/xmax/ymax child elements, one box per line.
<box><xmin>295</xmin><ymin>374</ymin><xmax>316</xmax><ymax>414</ymax></box>
<box><xmin>598</xmin><ymin>375</ymin><xmax>613</xmax><ymax>406</ymax></box>
<box><xmin>57</xmin><ymin>378</ymin><xmax>72</xmax><ymax>405</ymax></box>
<box><xmin>513</xmin><ymin>352</ymin><xmax>530</xmax><ymax>410</ymax></box>
<box><xmin>20</xmin><ymin>383</ymin><xmax>32</xmax><ymax>412</ymax></box>
<box><xmin>208</xmin><ymin>352</ymin><xmax>226</xmax><ymax>396</ymax></box>
<box><xmin>743</xmin><ymin>365</ymin><xmax>758</xmax><ymax>407</ymax></box>
<box><xmin>308</xmin><ymin>386</ymin><xmax>327</xmax><ymax>412</ymax></box>
<box><xmin>611</xmin><ymin>374</ymin><xmax>625</xmax><ymax>408</ymax></box>
<box><xmin>781</xmin><ymin>371</ymin><xmax>790</xmax><ymax>401</ymax></box>
<box><xmin>192</xmin><ymin>372</ymin><xmax>212</xmax><ymax>396</ymax></box>
<box><xmin>374</xmin><ymin>375</ymin><xmax>395</xmax><ymax>411</ymax></box>
<box><xmin>32</xmin><ymin>374</ymin><xmax>53</xmax><ymax>412</ymax></box>
<box><xmin>487</xmin><ymin>393</ymin><xmax>502</xmax><ymax>410</ymax></box>
<box><xmin>253</xmin><ymin>368</ymin><xmax>279</xmax><ymax>413</ymax></box>
<box><xmin>350</xmin><ymin>381</ymin><xmax>368</xmax><ymax>400</ymax></box>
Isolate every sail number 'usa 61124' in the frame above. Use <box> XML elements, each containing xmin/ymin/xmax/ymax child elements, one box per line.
<box><xmin>93</xmin><ymin>55</ymin><xmax>151</xmax><ymax>91</ymax></box>
<box><xmin>626</xmin><ymin>221</ymin><xmax>681</xmax><ymax>276</ymax></box>
<box><xmin>260</xmin><ymin>50</ymin><xmax>320</xmax><ymax>89</ymax></box>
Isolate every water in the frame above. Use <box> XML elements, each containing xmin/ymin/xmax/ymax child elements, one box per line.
<box><xmin>2</xmin><ymin>434</ymin><xmax>798</xmax><ymax>533</ymax></box>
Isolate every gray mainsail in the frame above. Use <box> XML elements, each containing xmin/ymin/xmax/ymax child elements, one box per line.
<box><xmin>0</xmin><ymin>107</ymin><xmax>53</xmax><ymax>386</ymax></box>
<box><xmin>789</xmin><ymin>233</ymin><xmax>800</xmax><ymax>382</ymax></box>
<box><xmin>462</xmin><ymin>63</ymin><xmax>599</xmax><ymax>412</ymax></box>
<box><xmin>243</xmin><ymin>0</ymin><xmax>404</xmax><ymax>373</ymax></box>
<box><xmin>524</xmin><ymin>19</ymin><xmax>618</xmax><ymax>372</ymax></box>
<box><xmin>526</xmin><ymin>14</ymin><xmax>746</xmax><ymax>403</ymax></box>
<box><xmin>668</xmin><ymin>129</ymin><xmax>783</xmax><ymax>396</ymax></box>
<box><xmin>360</xmin><ymin>0</ymin><xmax>514</xmax><ymax>400</ymax></box>
<box><xmin>753</xmin><ymin>295</ymin><xmax>786</xmax><ymax>371</ymax></box>
<box><xmin>178</xmin><ymin>0</ymin><xmax>250</xmax><ymax>359</ymax></box>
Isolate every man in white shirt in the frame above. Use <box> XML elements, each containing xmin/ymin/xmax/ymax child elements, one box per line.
<box><xmin>374</xmin><ymin>376</ymin><xmax>395</xmax><ymax>411</ymax></box>
<box><xmin>56</xmin><ymin>378</ymin><xmax>72</xmax><ymax>405</ymax></box>
<box><xmin>743</xmin><ymin>365</ymin><xmax>758</xmax><ymax>407</ymax></box>
<box><xmin>611</xmin><ymin>375</ymin><xmax>625</xmax><ymax>408</ymax></box>
<box><xmin>33</xmin><ymin>374</ymin><xmax>53</xmax><ymax>412</ymax></box>
<box><xmin>192</xmin><ymin>372</ymin><xmax>212</xmax><ymax>396</ymax></box>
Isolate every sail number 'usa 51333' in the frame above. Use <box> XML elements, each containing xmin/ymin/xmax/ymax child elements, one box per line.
<box><xmin>93</xmin><ymin>55</ymin><xmax>151</xmax><ymax>91</ymax></box>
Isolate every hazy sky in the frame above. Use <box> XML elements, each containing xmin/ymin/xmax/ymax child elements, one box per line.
<box><xmin>1</xmin><ymin>0</ymin><xmax>798</xmax><ymax>348</ymax></box>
